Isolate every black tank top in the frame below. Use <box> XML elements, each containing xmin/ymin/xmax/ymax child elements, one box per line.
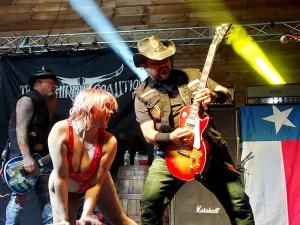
<box><xmin>8</xmin><ymin>89</ymin><xmax>50</xmax><ymax>158</ymax></box>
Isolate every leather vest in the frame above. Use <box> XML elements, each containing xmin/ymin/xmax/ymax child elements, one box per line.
<box><xmin>8</xmin><ymin>89</ymin><xmax>50</xmax><ymax>157</ymax></box>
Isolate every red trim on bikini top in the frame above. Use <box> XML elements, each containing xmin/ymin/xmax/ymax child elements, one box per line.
<box><xmin>67</xmin><ymin>119</ymin><xmax>102</xmax><ymax>183</ymax></box>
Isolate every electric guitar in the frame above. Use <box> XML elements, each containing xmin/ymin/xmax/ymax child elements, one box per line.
<box><xmin>165</xmin><ymin>23</ymin><xmax>232</xmax><ymax>181</ymax></box>
<box><xmin>3</xmin><ymin>153</ymin><xmax>51</xmax><ymax>194</ymax></box>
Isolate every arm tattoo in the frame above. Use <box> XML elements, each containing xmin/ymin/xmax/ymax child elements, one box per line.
<box><xmin>16</xmin><ymin>96</ymin><xmax>34</xmax><ymax>155</ymax></box>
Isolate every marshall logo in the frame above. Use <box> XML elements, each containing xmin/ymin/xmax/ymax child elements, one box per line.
<box><xmin>19</xmin><ymin>64</ymin><xmax>142</xmax><ymax>102</ymax></box>
<box><xmin>195</xmin><ymin>205</ymin><xmax>220</xmax><ymax>214</ymax></box>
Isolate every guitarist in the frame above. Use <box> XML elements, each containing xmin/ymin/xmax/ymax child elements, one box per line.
<box><xmin>133</xmin><ymin>36</ymin><xmax>255</xmax><ymax>225</ymax></box>
<box><xmin>5</xmin><ymin>68</ymin><xmax>58</xmax><ymax>225</ymax></box>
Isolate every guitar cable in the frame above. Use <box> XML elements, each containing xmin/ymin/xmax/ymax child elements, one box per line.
<box><xmin>0</xmin><ymin>148</ymin><xmax>8</xmax><ymax>175</ymax></box>
<box><xmin>0</xmin><ymin>140</ymin><xmax>10</xmax><ymax>175</ymax></box>
<box><xmin>0</xmin><ymin>140</ymin><xmax>12</xmax><ymax>208</ymax></box>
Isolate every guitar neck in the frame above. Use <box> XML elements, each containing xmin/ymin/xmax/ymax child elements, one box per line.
<box><xmin>184</xmin><ymin>23</ymin><xmax>231</xmax><ymax>128</ymax></box>
<box><xmin>199</xmin><ymin>44</ymin><xmax>217</xmax><ymax>89</ymax></box>
<box><xmin>184</xmin><ymin>44</ymin><xmax>218</xmax><ymax>128</ymax></box>
<box><xmin>38</xmin><ymin>155</ymin><xmax>51</xmax><ymax>167</ymax></box>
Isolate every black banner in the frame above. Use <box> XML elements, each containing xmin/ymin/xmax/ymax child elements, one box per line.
<box><xmin>0</xmin><ymin>50</ymin><xmax>149</xmax><ymax>170</ymax></box>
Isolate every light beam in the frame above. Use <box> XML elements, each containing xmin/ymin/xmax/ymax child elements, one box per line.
<box><xmin>69</xmin><ymin>0</ymin><xmax>148</xmax><ymax>81</ymax></box>
<box><xmin>188</xmin><ymin>0</ymin><xmax>286</xmax><ymax>84</ymax></box>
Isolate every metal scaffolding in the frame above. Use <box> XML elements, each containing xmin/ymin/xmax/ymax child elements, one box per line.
<box><xmin>0</xmin><ymin>21</ymin><xmax>299</xmax><ymax>56</ymax></box>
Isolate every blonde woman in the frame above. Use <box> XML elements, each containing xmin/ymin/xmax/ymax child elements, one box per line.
<box><xmin>48</xmin><ymin>88</ymin><xmax>137</xmax><ymax>225</ymax></box>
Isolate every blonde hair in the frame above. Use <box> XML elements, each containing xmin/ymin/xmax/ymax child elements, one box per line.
<box><xmin>69</xmin><ymin>88</ymin><xmax>118</xmax><ymax>131</ymax></box>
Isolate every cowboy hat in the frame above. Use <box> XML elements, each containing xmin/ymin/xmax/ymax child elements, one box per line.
<box><xmin>133</xmin><ymin>36</ymin><xmax>176</xmax><ymax>67</ymax></box>
<box><xmin>28</xmin><ymin>68</ymin><xmax>58</xmax><ymax>89</ymax></box>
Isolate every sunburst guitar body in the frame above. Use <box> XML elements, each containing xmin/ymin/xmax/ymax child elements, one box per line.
<box><xmin>165</xmin><ymin>105</ymin><xmax>212</xmax><ymax>181</ymax></box>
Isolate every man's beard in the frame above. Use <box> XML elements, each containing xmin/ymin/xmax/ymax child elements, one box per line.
<box><xmin>157</xmin><ymin>67</ymin><xmax>170</xmax><ymax>81</ymax></box>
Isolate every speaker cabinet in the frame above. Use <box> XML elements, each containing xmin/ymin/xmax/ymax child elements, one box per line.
<box><xmin>209</xmin><ymin>107</ymin><xmax>240</xmax><ymax>164</ymax></box>
<box><xmin>170</xmin><ymin>181</ymin><xmax>231</xmax><ymax>225</ymax></box>
<box><xmin>169</xmin><ymin>107</ymin><xmax>239</xmax><ymax>225</ymax></box>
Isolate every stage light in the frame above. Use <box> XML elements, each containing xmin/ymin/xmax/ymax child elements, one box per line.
<box><xmin>69</xmin><ymin>0</ymin><xmax>148</xmax><ymax>81</ymax></box>
<box><xmin>226</xmin><ymin>26</ymin><xmax>286</xmax><ymax>84</ymax></box>
<box><xmin>187</xmin><ymin>0</ymin><xmax>286</xmax><ymax>85</ymax></box>
<box><xmin>255</xmin><ymin>57</ymin><xmax>285</xmax><ymax>84</ymax></box>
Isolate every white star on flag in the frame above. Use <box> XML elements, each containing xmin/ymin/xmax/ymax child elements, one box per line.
<box><xmin>263</xmin><ymin>105</ymin><xmax>296</xmax><ymax>134</ymax></box>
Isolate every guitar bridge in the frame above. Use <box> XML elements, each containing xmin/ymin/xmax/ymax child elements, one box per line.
<box><xmin>177</xmin><ymin>150</ymin><xmax>190</xmax><ymax>158</ymax></box>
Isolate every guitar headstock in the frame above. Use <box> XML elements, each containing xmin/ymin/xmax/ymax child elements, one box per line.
<box><xmin>212</xmin><ymin>23</ymin><xmax>232</xmax><ymax>46</ymax></box>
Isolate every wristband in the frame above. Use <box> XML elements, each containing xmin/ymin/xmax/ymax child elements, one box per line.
<box><xmin>154</xmin><ymin>132</ymin><xmax>171</xmax><ymax>145</ymax></box>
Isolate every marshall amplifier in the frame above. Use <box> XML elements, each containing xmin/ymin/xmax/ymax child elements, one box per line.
<box><xmin>246</xmin><ymin>84</ymin><xmax>300</xmax><ymax>104</ymax></box>
<box><xmin>169</xmin><ymin>180</ymin><xmax>231</xmax><ymax>225</ymax></box>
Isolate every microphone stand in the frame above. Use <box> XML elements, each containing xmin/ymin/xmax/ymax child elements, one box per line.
<box><xmin>236</xmin><ymin>152</ymin><xmax>254</xmax><ymax>173</ymax></box>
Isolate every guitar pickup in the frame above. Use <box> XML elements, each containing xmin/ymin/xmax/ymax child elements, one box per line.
<box><xmin>177</xmin><ymin>150</ymin><xmax>190</xmax><ymax>158</ymax></box>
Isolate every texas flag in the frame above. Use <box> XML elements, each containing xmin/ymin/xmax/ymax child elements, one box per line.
<box><xmin>240</xmin><ymin>105</ymin><xmax>300</xmax><ymax>225</ymax></box>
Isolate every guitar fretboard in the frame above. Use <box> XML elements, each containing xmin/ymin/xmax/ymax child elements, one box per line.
<box><xmin>184</xmin><ymin>44</ymin><xmax>218</xmax><ymax>128</ymax></box>
<box><xmin>184</xmin><ymin>23</ymin><xmax>231</xmax><ymax>128</ymax></box>
<box><xmin>199</xmin><ymin>44</ymin><xmax>217</xmax><ymax>89</ymax></box>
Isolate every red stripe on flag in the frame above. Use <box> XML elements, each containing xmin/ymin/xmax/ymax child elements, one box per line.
<box><xmin>281</xmin><ymin>140</ymin><xmax>300</xmax><ymax>225</ymax></box>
